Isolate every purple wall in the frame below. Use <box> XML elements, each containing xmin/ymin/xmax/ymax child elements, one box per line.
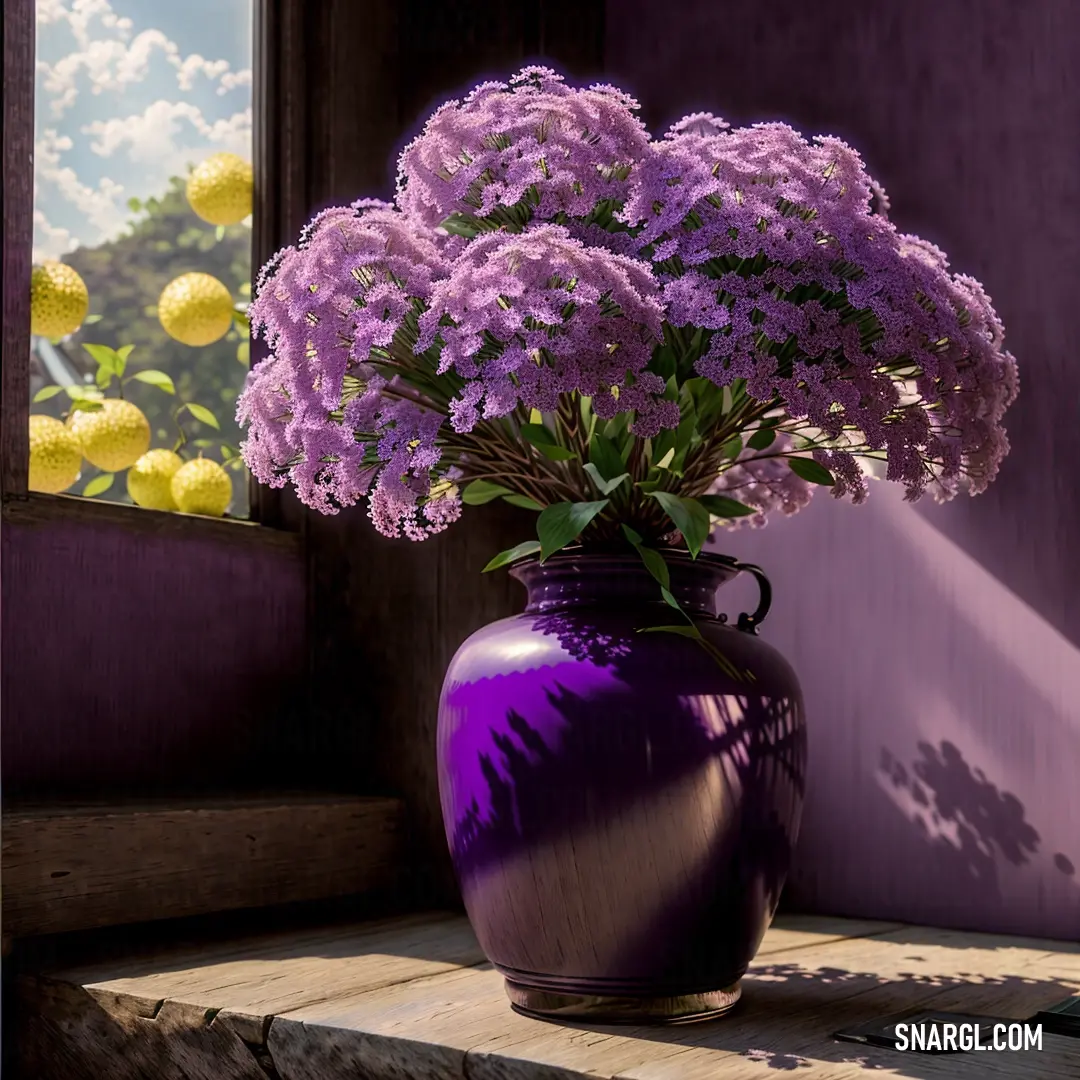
<box><xmin>609</xmin><ymin>0</ymin><xmax>1080</xmax><ymax>939</ymax></box>
<box><xmin>1</xmin><ymin>516</ymin><xmax>308</xmax><ymax>796</ymax></box>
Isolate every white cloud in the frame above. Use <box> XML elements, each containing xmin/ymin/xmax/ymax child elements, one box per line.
<box><xmin>37</xmin><ymin>1</ymin><xmax>242</xmax><ymax>117</ymax></box>
<box><xmin>83</xmin><ymin>100</ymin><xmax>251</xmax><ymax>169</ymax></box>
<box><xmin>33</xmin><ymin>209</ymin><xmax>79</xmax><ymax>262</ymax></box>
<box><xmin>176</xmin><ymin>54</ymin><xmax>231</xmax><ymax>91</ymax></box>
<box><xmin>218</xmin><ymin>68</ymin><xmax>252</xmax><ymax>95</ymax></box>
<box><xmin>40</xmin><ymin>29</ymin><xmax>181</xmax><ymax>117</ymax></box>
<box><xmin>35</xmin><ymin>128</ymin><xmax>127</xmax><ymax>246</ymax></box>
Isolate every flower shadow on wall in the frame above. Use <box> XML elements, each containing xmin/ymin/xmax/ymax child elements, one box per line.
<box><xmin>708</xmin><ymin>483</ymin><xmax>1080</xmax><ymax>939</ymax></box>
<box><xmin>444</xmin><ymin>611</ymin><xmax>806</xmax><ymax>980</ymax></box>
<box><xmin>879</xmin><ymin>739</ymin><xmax>1074</xmax><ymax>897</ymax></box>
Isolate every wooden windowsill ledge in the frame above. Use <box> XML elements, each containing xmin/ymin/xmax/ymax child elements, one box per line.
<box><xmin>16</xmin><ymin>911</ymin><xmax>1080</xmax><ymax>1079</ymax></box>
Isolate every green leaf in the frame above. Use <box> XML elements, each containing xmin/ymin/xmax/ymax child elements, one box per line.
<box><xmin>520</xmin><ymin>423</ymin><xmax>576</xmax><ymax>461</ymax></box>
<box><xmin>231</xmin><ymin>309</ymin><xmax>250</xmax><ymax>332</ymax></box>
<box><xmin>529</xmin><ymin>408</ymin><xmax>543</xmax><ymax>425</ymax></box>
<box><xmin>126</xmin><ymin>196</ymin><xmax>142</xmax><ymax>212</ymax></box>
<box><xmin>747</xmin><ymin>426</ymin><xmax>776</xmax><ymax>451</ymax></box>
<box><xmin>83</xmin><ymin>313</ymin><xmax>103</xmax><ymax>325</ymax></box>
<box><xmin>236</xmin><ymin>340</ymin><xmax>250</xmax><ymax>365</ymax></box>
<box><xmin>114</xmin><ymin>344</ymin><xmax>134</xmax><ymax>375</ymax></box>
<box><xmin>64</xmin><ymin>385</ymin><xmax>103</xmax><ymax>401</ymax></box>
<box><xmin>185</xmin><ymin>402</ymin><xmax>220</xmax><ymax>429</ymax></box>
<box><xmin>83</xmin><ymin>343</ymin><xmax>119</xmax><ymax>373</ymax></box>
<box><xmin>439</xmin><ymin>212</ymin><xmax>482</xmax><ymax>239</ymax></box>
<box><xmin>620</xmin><ymin>524</ymin><xmax>674</xmax><ymax>594</ymax></box>
<box><xmin>583</xmin><ymin>462</ymin><xmax>629</xmax><ymax>496</ymax></box>
<box><xmin>648</xmin><ymin>491</ymin><xmax>712</xmax><ymax>558</ymax></box>
<box><xmin>220</xmin><ymin>444</ymin><xmax>235</xmax><ymax>460</ymax></box>
<box><xmin>482</xmin><ymin>540</ymin><xmax>542</xmax><ymax>572</ymax></box>
<box><xmin>640</xmin><ymin>624</ymin><xmax>699</xmax><ymax>638</ymax></box>
<box><xmin>587</xmin><ymin>432</ymin><xmax>626</xmax><ymax>482</ymax></box>
<box><xmin>95</xmin><ymin>366</ymin><xmax>113</xmax><ymax>389</ymax></box>
<box><xmin>697</xmin><ymin>494</ymin><xmax>757</xmax><ymax>519</ymax></box>
<box><xmin>131</xmin><ymin>369</ymin><xmax>176</xmax><ymax>394</ymax></box>
<box><xmin>536</xmin><ymin>499</ymin><xmax>609</xmax><ymax>561</ymax></box>
<box><xmin>788</xmin><ymin>456</ymin><xmax>835</xmax><ymax>486</ymax></box>
<box><xmin>215</xmin><ymin>225</ymin><xmax>226</xmax><ymax>241</ymax></box>
<box><xmin>462</xmin><ymin>479</ymin><xmax>514</xmax><ymax>505</ymax></box>
<box><xmin>82</xmin><ymin>473</ymin><xmax>114</xmax><ymax>498</ymax></box>
<box><xmin>721</xmin><ymin>435</ymin><xmax>743</xmax><ymax>461</ymax></box>
<box><xmin>33</xmin><ymin>384</ymin><xmax>65</xmax><ymax>402</ymax></box>
<box><xmin>68</xmin><ymin>398</ymin><xmax>103</xmax><ymax>413</ymax></box>
<box><xmin>503</xmin><ymin>494</ymin><xmax>544</xmax><ymax>511</ymax></box>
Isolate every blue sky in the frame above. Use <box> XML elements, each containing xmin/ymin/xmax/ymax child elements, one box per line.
<box><xmin>33</xmin><ymin>0</ymin><xmax>252</xmax><ymax>260</ymax></box>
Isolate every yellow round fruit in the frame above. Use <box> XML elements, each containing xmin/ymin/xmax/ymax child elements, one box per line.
<box><xmin>30</xmin><ymin>261</ymin><xmax>89</xmax><ymax>339</ymax></box>
<box><xmin>67</xmin><ymin>399</ymin><xmax>151</xmax><ymax>472</ymax></box>
<box><xmin>185</xmin><ymin>152</ymin><xmax>253</xmax><ymax>226</ymax></box>
<box><xmin>28</xmin><ymin>414</ymin><xmax>82</xmax><ymax>493</ymax></box>
<box><xmin>171</xmin><ymin>457</ymin><xmax>232</xmax><ymax>517</ymax></box>
<box><xmin>158</xmin><ymin>272</ymin><xmax>235</xmax><ymax>346</ymax></box>
<box><xmin>127</xmin><ymin>448</ymin><xmax>184</xmax><ymax>510</ymax></box>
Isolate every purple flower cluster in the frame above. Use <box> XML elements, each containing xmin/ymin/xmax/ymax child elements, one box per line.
<box><xmin>623</xmin><ymin>119</ymin><xmax>1019</xmax><ymax>501</ymax></box>
<box><xmin>418</xmin><ymin>224</ymin><xmax>672</xmax><ymax>435</ymax></box>
<box><xmin>238</xmin><ymin>200</ymin><xmax>457</xmax><ymax>534</ymax></box>
<box><xmin>238</xmin><ymin>67</ymin><xmax>1019</xmax><ymax>544</ymax></box>
<box><xmin>396</xmin><ymin>66</ymin><xmax>650</xmax><ymax>228</ymax></box>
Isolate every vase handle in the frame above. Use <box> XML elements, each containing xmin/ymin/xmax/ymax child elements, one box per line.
<box><xmin>728</xmin><ymin>561</ymin><xmax>772</xmax><ymax>635</ymax></box>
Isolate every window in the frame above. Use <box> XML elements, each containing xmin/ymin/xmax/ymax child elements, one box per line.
<box><xmin>28</xmin><ymin>0</ymin><xmax>254</xmax><ymax>518</ymax></box>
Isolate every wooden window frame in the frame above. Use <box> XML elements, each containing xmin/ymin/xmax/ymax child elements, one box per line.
<box><xmin>0</xmin><ymin>0</ymin><xmax>297</xmax><ymax>545</ymax></box>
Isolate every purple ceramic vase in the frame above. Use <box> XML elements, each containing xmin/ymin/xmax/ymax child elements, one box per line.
<box><xmin>436</xmin><ymin>550</ymin><xmax>807</xmax><ymax>1023</ymax></box>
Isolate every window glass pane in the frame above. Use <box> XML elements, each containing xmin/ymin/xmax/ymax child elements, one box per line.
<box><xmin>29</xmin><ymin>0</ymin><xmax>253</xmax><ymax>518</ymax></box>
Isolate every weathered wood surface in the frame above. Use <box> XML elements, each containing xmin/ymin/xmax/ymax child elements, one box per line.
<box><xmin>2</xmin><ymin>795</ymin><xmax>405</xmax><ymax>936</ymax></box>
<box><xmin>18</xmin><ymin>912</ymin><xmax>1080</xmax><ymax>1079</ymax></box>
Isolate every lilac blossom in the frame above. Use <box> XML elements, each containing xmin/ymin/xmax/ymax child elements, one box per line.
<box><xmin>239</xmin><ymin>202</ymin><xmax>453</xmax><ymax>524</ymax></box>
<box><xmin>624</xmin><ymin>120</ymin><xmax>1019</xmax><ymax>502</ymax></box>
<box><xmin>396</xmin><ymin>66</ymin><xmax>650</xmax><ymax>229</ymax></box>
<box><xmin>417</xmin><ymin>224</ymin><xmax>675</xmax><ymax>435</ymax></box>
<box><xmin>237</xmin><ymin>70</ymin><xmax>1019</xmax><ymax>554</ymax></box>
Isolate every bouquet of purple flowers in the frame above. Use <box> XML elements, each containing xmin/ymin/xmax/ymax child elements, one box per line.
<box><xmin>239</xmin><ymin>67</ymin><xmax>1018</xmax><ymax>573</ymax></box>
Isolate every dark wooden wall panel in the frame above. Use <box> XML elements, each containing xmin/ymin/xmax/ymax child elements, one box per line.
<box><xmin>1</xmin><ymin>513</ymin><xmax>307</xmax><ymax>797</ymax></box>
<box><xmin>607</xmin><ymin>0</ymin><xmax>1080</xmax><ymax>939</ymax></box>
<box><xmin>255</xmin><ymin>0</ymin><xmax>606</xmax><ymax>900</ymax></box>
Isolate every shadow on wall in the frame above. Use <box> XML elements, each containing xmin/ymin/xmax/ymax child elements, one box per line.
<box><xmin>709</xmin><ymin>483</ymin><xmax>1080</xmax><ymax>941</ymax></box>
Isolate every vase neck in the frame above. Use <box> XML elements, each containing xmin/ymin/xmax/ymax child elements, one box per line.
<box><xmin>510</xmin><ymin>552</ymin><xmax>740</xmax><ymax>619</ymax></box>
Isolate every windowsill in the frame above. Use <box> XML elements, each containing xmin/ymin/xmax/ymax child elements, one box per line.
<box><xmin>16</xmin><ymin>912</ymin><xmax>1080</xmax><ymax>1078</ymax></box>
<box><xmin>2</xmin><ymin>490</ymin><xmax>302</xmax><ymax>553</ymax></box>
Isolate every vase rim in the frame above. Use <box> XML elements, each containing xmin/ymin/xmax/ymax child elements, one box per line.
<box><xmin>508</xmin><ymin>547</ymin><xmax>740</xmax><ymax>572</ymax></box>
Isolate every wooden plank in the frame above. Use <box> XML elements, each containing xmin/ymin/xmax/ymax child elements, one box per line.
<box><xmin>22</xmin><ymin>913</ymin><xmax>1080</xmax><ymax>1079</ymax></box>
<box><xmin>264</xmin><ymin>924</ymin><xmax>1080</xmax><ymax>1080</ymax></box>
<box><xmin>2</xmin><ymin>795</ymin><xmax>406</xmax><ymax>936</ymax></box>
<box><xmin>0</xmin><ymin>0</ymin><xmax>33</xmax><ymax>498</ymax></box>
<box><xmin>1</xmin><ymin>491</ymin><xmax>303</xmax><ymax>553</ymax></box>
